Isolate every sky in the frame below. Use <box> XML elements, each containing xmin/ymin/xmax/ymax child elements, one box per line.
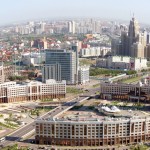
<box><xmin>1</xmin><ymin>0</ymin><xmax>150</xmax><ymax>25</ymax></box>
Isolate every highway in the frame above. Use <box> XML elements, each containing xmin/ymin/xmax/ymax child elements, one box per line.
<box><xmin>1</xmin><ymin>87</ymin><xmax>100</xmax><ymax>147</ymax></box>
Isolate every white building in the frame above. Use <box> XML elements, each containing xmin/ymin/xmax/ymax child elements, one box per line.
<box><xmin>96</xmin><ymin>56</ymin><xmax>147</xmax><ymax>70</ymax></box>
<box><xmin>80</xmin><ymin>47</ymin><xmax>111</xmax><ymax>57</ymax></box>
<box><xmin>78</xmin><ymin>66</ymin><xmax>90</xmax><ymax>84</ymax></box>
<box><xmin>68</xmin><ymin>21</ymin><xmax>76</xmax><ymax>34</ymax></box>
<box><xmin>21</xmin><ymin>52</ymin><xmax>45</xmax><ymax>66</ymax></box>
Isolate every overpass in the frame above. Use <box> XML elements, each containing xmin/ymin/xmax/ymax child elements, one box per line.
<box><xmin>1</xmin><ymin>87</ymin><xmax>100</xmax><ymax>147</ymax></box>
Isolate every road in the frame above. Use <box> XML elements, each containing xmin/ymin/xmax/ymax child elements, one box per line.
<box><xmin>1</xmin><ymin>87</ymin><xmax>100</xmax><ymax>147</ymax></box>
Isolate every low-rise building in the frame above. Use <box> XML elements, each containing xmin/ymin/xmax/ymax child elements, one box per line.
<box><xmin>96</xmin><ymin>56</ymin><xmax>147</xmax><ymax>70</ymax></box>
<box><xmin>100</xmin><ymin>81</ymin><xmax>150</xmax><ymax>101</ymax></box>
<box><xmin>0</xmin><ymin>79</ymin><xmax>66</xmax><ymax>103</ymax></box>
<box><xmin>80</xmin><ymin>47</ymin><xmax>111</xmax><ymax>58</ymax></box>
<box><xmin>21</xmin><ymin>52</ymin><xmax>45</xmax><ymax>66</ymax></box>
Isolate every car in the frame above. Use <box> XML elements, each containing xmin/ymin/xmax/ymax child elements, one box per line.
<box><xmin>0</xmin><ymin>137</ymin><xmax>5</xmax><ymax>142</ymax></box>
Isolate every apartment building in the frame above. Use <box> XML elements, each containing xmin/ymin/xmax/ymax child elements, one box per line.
<box><xmin>96</xmin><ymin>56</ymin><xmax>147</xmax><ymax>70</ymax></box>
<box><xmin>80</xmin><ymin>47</ymin><xmax>111</xmax><ymax>58</ymax></box>
<box><xmin>78</xmin><ymin>66</ymin><xmax>90</xmax><ymax>84</ymax></box>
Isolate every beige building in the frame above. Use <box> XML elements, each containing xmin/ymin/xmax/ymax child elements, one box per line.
<box><xmin>0</xmin><ymin>63</ymin><xmax>15</xmax><ymax>84</ymax></box>
<box><xmin>0</xmin><ymin>79</ymin><xmax>66</xmax><ymax>103</ymax></box>
<box><xmin>118</xmin><ymin>17</ymin><xmax>147</xmax><ymax>58</ymax></box>
<box><xmin>35</xmin><ymin>114</ymin><xmax>150</xmax><ymax>146</ymax></box>
<box><xmin>100</xmin><ymin>81</ymin><xmax>150</xmax><ymax>102</ymax></box>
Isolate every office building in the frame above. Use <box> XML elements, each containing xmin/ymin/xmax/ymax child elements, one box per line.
<box><xmin>35</xmin><ymin>115</ymin><xmax>150</xmax><ymax>146</ymax></box>
<box><xmin>42</xmin><ymin>64</ymin><xmax>61</xmax><ymax>83</ymax></box>
<box><xmin>100</xmin><ymin>81</ymin><xmax>150</xmax><ymax>101</ymax></box>
<box><xmin>45</xmin><ymin>49</ymin><xmax>78</xmax><ymax>85</ymax></box>
<box><xmin>35</xmin><ymin>96</ymin><xmax>150</xmax><ymax>146</ymax></box>
<box><xmin>0</xmin><ymin>79</ymin><xmax>66</xmax><ymax>103</ymax></box>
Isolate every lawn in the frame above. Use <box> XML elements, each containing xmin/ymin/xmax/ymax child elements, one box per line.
<box><xmin>66</xmin><ymin>87</ymin><xmax>84</xmax><ymax>94</ymax></box>
<box><xmin>122</xmin><ymin>76</ymin><xmax>141</xmax><ymax>83</ymax></box>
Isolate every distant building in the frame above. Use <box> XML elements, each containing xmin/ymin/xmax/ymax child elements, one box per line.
<box><xmin>80</xmin><ymin>47</ymin><xmax>111</xmax><ymax>57</ymax></box>
<box><xmin>0</xmin><ymin>63</ymin><xmax>15</xmax><ymax>84</ymax></box>
<box><xmin>78</xmin><ymin>66</ymin><xmax>90</xmax><ymax>84</ymax></box>
<box><xmin>114</xmin><ymin>17</ymin><xmax>147</xmax><ymax>58</ymax></box>
<box><xmin>96</xmin><ymin>56</ymin><xmax>147</xmax><ymax>70</ymax></box>
<box><xmin>0</xmin><ymin>63</ymin><xmax>4</xmax><ymax>84</ymax></box>
<box><xmin>31</xmin><ymin>38</ymin><xmax>48</xmax><ymax>49</ymax></box>
<box><xmin>68</xmin><ymin>21</ymin><xmax>76</xmax><ymax>34</ymax></box>
<box><xmin>21</xmin><ymin>52</ymin><xmax>45</xmax><ymax>66</ymax></box>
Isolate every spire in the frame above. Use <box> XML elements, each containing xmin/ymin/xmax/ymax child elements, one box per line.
<box><xmin>132</xmin><ymin>13</ymin><xmax>135</xmax><ymax>21</ymax></box>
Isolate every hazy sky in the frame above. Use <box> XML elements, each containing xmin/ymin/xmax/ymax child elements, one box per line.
<box><xmin>1</xmin><ymin>0</ymin><xmax>150</xmax><ymax>25</ymax></box>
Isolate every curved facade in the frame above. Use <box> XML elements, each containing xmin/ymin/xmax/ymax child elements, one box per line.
<box><xmin>35</xmin><ymin>116</ymin><xmax>150</xmax><ymax>146</ymax></box>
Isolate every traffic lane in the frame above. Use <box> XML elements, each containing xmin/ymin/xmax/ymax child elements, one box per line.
<box><xmin>5</xmin><ymin>110</ymin><xmax>50</xmax><ymax>141</ymax></box>
<box><xmin>6</xmin><ymin>125</ymin><xmax>34</xmax><ymax>141</ymax></box>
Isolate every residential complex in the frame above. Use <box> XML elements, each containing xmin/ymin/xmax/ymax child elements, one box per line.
<box><xmin>0</xmin><ymin>79</ymin><xmax>66</xmax><ymax>103</ymax></box>
<box><xmin>96</xmin><ymin>56</ymin><xmax>147</xmax><ymax>70</ymax></box>
<box><xmin>80</xmin><ymin>47</ymin><xmax>111</xmax><ymax>58</ymax></box>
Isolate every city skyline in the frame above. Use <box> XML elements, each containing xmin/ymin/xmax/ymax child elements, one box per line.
<box><xmin>1</xmin><ymin>0</ymin><xmax>150</xmax><ymax>25</ymax></box>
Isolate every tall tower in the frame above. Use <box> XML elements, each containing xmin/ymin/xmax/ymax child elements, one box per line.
<box><xmin>68</xmin><ymin>21</ymin><xmax>76</xmax><ymax>34</ymax></box>
<box><xmin>68</xmin><ymin>22</ymin><xmax>72</xmax><ymax>33</ymax></box>
<box><xmin>128</xmin><ymin>17</ymin><xmax>140</xmax><ymax>56</ymax></box>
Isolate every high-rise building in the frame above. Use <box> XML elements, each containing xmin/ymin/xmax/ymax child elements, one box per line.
<box><xmin>117</xmin><ymin>17</ymin><xmax>146</xmax><ymax>58</ymax></box>
<box><xmin>145</xmin><ymin>44</ymin><xmax>150</xmax><ymax>60</ymax></box>
<box><xmin>42</xmin><ymin>64</ymin><xmax>61</xmax><ymax>83</ymax></box>
<box><xmin>78</xmin><ymin>66</ymin><xmax>90</xmax><ymax>84</ymax></box>
<box><xmin>45</xmin><ymin>49</ymin><xmax>78</xmax><ymax>84</ymax></box>
<box><xmin>68</xmin><ymin>21</ymin><xmax>76</xmax><ymax>34</ymax></box>
<box><xmin>0</xmin><ymin>63</ymin><xmax>4</xmax><ymax>84</ymax></box>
